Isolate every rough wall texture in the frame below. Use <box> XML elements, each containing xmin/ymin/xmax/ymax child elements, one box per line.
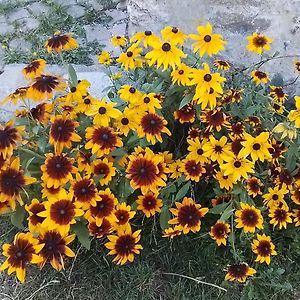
<box><xmin>128</xmin><ymin>0</ymin><xmax>300</xmax><ymax>84</ymax></box>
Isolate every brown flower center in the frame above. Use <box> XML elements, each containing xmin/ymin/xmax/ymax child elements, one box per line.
<box><xmin>204</xmin><ymin>35</ymin><xmax>212</xmax><ymax>42</ymax></box>
<box><xmin>162</xmin><ymin>42</ymin><xmax>171</xmax><ymax>52</ymax></box>
<box><xmin>253</xmin><ymin>143</ymin><xmax>261</xmax><ymax>150</ymax></box>
<box><xmin>204</xmin><ymin>74</ymin><xmax>212</xmax><ymax>82</ymax></box>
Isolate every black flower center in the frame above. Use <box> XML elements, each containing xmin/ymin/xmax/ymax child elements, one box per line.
<box><xmin>121</xmin><ymin>118</ymin><xmax>129</xmax><ymax>125</ymax></box>
<box><xmin>98</xmin><ymin>107</ymin><xmax>107</xmax><ymax>114</ymax></box>
<box><xmin>162</xmin><ymin>42</ymin><xmax>171</xmax><ymax>52</ymax></box>
<box><xmin>253</xmin><ymin>143</ymin><xmax>261</xmax><ymax>150</ymax></box>
<box><xmin>234</xmin><ymin>161</ymin><xmax>241</xmax><ymax>168</ymax></box>
<box><xmin>204</xmin><ymin>74</ymin><xmax>212</xmax><ymax>82</ymax></box>
<box><xmin>204</xmin><ymin>35</ymin><xmax>212</xmax><ymax>42</ymax></box>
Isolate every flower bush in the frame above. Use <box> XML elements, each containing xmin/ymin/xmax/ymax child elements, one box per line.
<box><xmin>0</xmin><ymin>24</ymin><xmax>300</xmax><ymax>285</ymax></box>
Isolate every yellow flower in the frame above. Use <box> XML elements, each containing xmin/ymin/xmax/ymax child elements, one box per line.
<box><xmin>0</xmin><ymin>232</ymin><xmax>44</xmax><ymax>283</ymax></box>
<box><xmin>1</xmin><ymin>87</ymin><xmax>28</xmax><ymax>105</ymax></box>
<box><xmin>273</xmin><ymin>122</ymin><xmax>297</xmax><ymax>140</ymax></box>
<box><xmin>145</xmin><ymin>39</ymin><xmax>186</xmax><ymax>70</ymax></box>
<box><xmin>84</xmin><ymin>188</ymin><xmax>118</xmax><ymax>226</ymax></box>
<box><xmin>113</xmin><ymin>107</ymin><xmax>139</xmax><ymax>136</ymax></box>
<box><xmin>85</xmin><ymin>126</ymin><xmax>123</xmax><ymax>157</ymax></box>
<box><xmin>262</xmin><ymin>185</ymin><xmax>288</xmax><ymax>208</ymax></box>
<box><xmin>251</xmin><ymin>234</ymin><xmax>277</xmax><ymax>265</ymax></box>
<box><xmin>215</xmin><ymin>170</ymin><xmax>237</xmax><ymax>190</ymax></box>
<box><xmin>235</xmin><ymin>203</ymin><xmax>263</xmax><ymax>233</ymax></box>
<box><xmin>97</xmin><ymin>51</ymin><xmax>112</xmax><ymax>65</ymax></box>
<box><xmin>179</xmin><ymin>158</ymin><xmax>206</xmax><ymax>182</ymax></box>
<box><xmin>269</xmin><ymin>86</ymin><xmax>288</xmax><ymax>103</ymax></box>
<box><xmin>220</xmin><ymin>155</ymin><xmax>254</xmax><ymax>182</ymax></box>
<box><xmin>171</xmin><ymin>63</ymin><xmax>192</xmax><ymax>86</ymax></box>
<box><xmin>126</xmin><ymin>148</ymin><xmax>166</xmax><ymax>195</ymax></box>
<box><xmin>41</xmin><ymin>153</ymin><xmax>76</xmax><ymax>189</ymax></box>
<box><xmin>269</xmin><ymin>205</ymin><xmax>292</xmax><ymax>229</ymax></box>
<box><xmin>85</xmin><ymin>99</ymin><xmax>122</xmax><ymax>126</ymax></box>
<box><xmin>189</xmin><ymin>23</ymin><xmax>226</xmax><ymax>57</ymax></box>
<box><xmin>292</xmin><ymin>209</ymin><xmax>300</xmax><ymax>226</ymax></box>
<box><xmin>112</xmin><ymin>202</ymin><xmax>136</xmax><ymax>229</ymax></box>
<box><xmin>246</xmin><ymin>32</ymin><xmax>273</xmax><ymax>54</ymax></box>
<box><xmin>189</xmin><ymin>63</ymin><xmax>226</xmax><ymax>108</ymax></box>
<box><xmin>209</xmin><ymin>220</ymin><xmax>231</xmax><ymax>246</ymax></box>
<box><xmin>64</xmin><ymin>80</ymin><xmax>90</xmax><ymax>104</ymax></box>
<box><xmin>111</xmin><ymin>72</ymin><xmax>122</xmax><ymax>80</ymax></box>
<box><xmin>186</xmin><ymin>137</ymin><xmax>209</xmax><ymax>164</ymax></box>
<box><xmin>240</xmin><ymin>132</ymin><xmax>272</xmax><ymax>162</ymax></box>
<box><xmin>246</xmin><ymin>177</ymin><xmax>263</xmax><ymax>197</ymax></box>
<box><xmin>130</xmin><ymin>30</ymin><xmax>160</xmax><ymax>47</ymax></box>
<box><xmin>169</xmin><ymin>197</ymin><xmax>208</xmax><ymax>234</ymax></box>
<box><xmin>214</xmin><ymin>59</ymin><xmax>230</xmax><ymax>71</ymax></box>
<box><xmin>136</xmin><ymin>192</ymin><xmax>163</xmax><ymax>217</ymax></box>
<box><xmin>161</xmin><ymin>26</ymin><xmax>187</xmax><ymax>45</ymax></box>
<box><xmin>22</xmin><ymin>59</ymin><xmax>46</xmax><ymax>79</ymax></box>
<box><xmin>162</xmin><ymin>226</ymin><xmax>182</xmax><ymax>238</ymax></box>
<box><xmin>91</xmin><ymin>157</ymin><xmax>116</xmax><ymax>186</ymax></box>
<box><xmin>49</xmin><ymin>115</ymin><xmax>81</xmax><ymax>154</ymax></box>
<box><xmin>38</xmin><ymin>229</ymin><xmax>75</xmax><ymax>271</ymax></box>
<box><xmin>134</xmin><ymin>92</ymin><xmax>162</xmax><ymax>113</ymax></box>
<box><xmin>118</xmin><ymin>85</ymin><xmax>143</xmax><ymax>104</ymax></box>
<box><xmin>202</xmin><ymin>135</ymin><xmax>234</xmax><ymax>164</ymax></box>
<box><xmin>168</xmin><ymin>160</ymin><xmax>182</xmax><ymax>179</ymax></box>
<box><xmin>0</xmin><ymin>157</ymin><xmax>36</xmax><ymax>208</ymax></box>
<box><xmin>251</xmin><ymin>70</ymin><xmax>269</xmax><ymax>85</ymax></box>
<box><xmin>111</xmin><ymin>35</ymin><xmax>127</xmax><ymax>47</ymax></box>
<box><xmin>38</xmin><ymin>190</ymin><xmax>84</xmax><ymax>235</ymax></box>
<box><xmin>0</xmin><ymin>120</ymin><xmax>24</xmax><ymax>159</ymax></box>
<box><xmin>117</xmin><ymin>43</ymin><xmax>143</xmax><ymax>70</ymax></box>
<box><xmin>288</xmin><ymin>96</ymin><xmax>300</xmax><ymax>128</ymax></box>
<box><xmin>105</xmin><ymin>226</ymin><xmax>142</xmax><ymax>265</ymax></box>
<box><xmin>25</xmin><ymin>199</ymin><xmax>46</xmax><ymax>234</ymax></box>
<box><xmin>294</xmin><ymin>59</ymin><xmax>300</xmax><ymax>74</ymax></box>
<box><xmin>45</xmin><ymin>32</ymin><xmax>78</xmax><ymax>53</ymax></box>
<box><xmin>225</xmin><ymin>263</ymin><xmax>256</xmax><ymax>283</ymax></box>
<box><xmin>136</xmin><ymin>112</ymin><xmax>171</xmax><ymax>144</ymax></box>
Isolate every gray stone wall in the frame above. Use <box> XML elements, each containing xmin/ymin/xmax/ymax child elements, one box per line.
<box><xmin>128</xmin><ymin>0</ymin><xmax>300</xmax><ymax>85</ymax></box>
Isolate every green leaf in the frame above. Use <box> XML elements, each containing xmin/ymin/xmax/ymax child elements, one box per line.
<box><xmin>19</xmin><ymin>148</ymin><xmax>45</xmax><ymax>160</ymax></box>
<box><xmin>118</xmin><ymin>177</ymin><xmax>134</xmax><ymax>200</ymax></box>
<box><xmin>209</xmin><ymin>201</ymin><xmax>230</xmax><ymax>214</ymax></box>
<box><xmin>93</xmin><ymin>174</ymin><xmax>105</xmax><ymax>183</ymax></box>
<box><xmin>160</xmin><ymin>183</ymin><xmax>176</xmax><ymax>198</ymax></box>
<box><xmin>68</xmin><ymin>64</ymin><xmax>78</xmax><ymax>88</ymax></box>
<box><xmin>10</xmin><ymin>204</ymin><xmax>25</xmax><ymax>229</ymax></box>
<box><xmin>14</xmin><ymin>117</ymin><xmax>29</xmax><ymax>126</ymax></box>
<box><xmin>72</xmin><ymin>221</ymin><xmax>91</xmax><ymax>250</ymax></box>
<box><xmin>179</xmin><ymin>94</ymin><xmax>193</xmax><ymax>109</ymax></box>
<box><xmin>38</xmin><ymin>137</ymin><xmax>47</xmax><ymax>153</ymax></box>
<box><xmin>25</xmin><ymin>157</ymin><xmax>35</xmax><ymax>172</ymax></box>
<box><xmin>159</xmin><ymin>206</ymin><xmax>171</xmax><ymax>230</ymax></box>
<box><xmin>175</xmin><ymin>181</ymin><xmax>191</xmax><ymax>201</ymax></box>
<box><xmin>220</xmin><ymin>203</ymin><xmax>234</xmax><ymax>221</ymax></box>
<box><xmin>32</xmin><ymin>125</ymin><xmax>40</xmax><ymax>135</ymax></box>
<box><xmin>111</xmin><ymin>148</ymin><xmax>127</xmax><ymax>157</ymax></box>
<box><xmin>244</xmin><ymin>105</ymin><xmax>257</xmax><ymax>116</ymax></box>
<box><xmin>153</xmin><ymin>80</ymin><xmax>165</xmax><ymax>93</ymax></box>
